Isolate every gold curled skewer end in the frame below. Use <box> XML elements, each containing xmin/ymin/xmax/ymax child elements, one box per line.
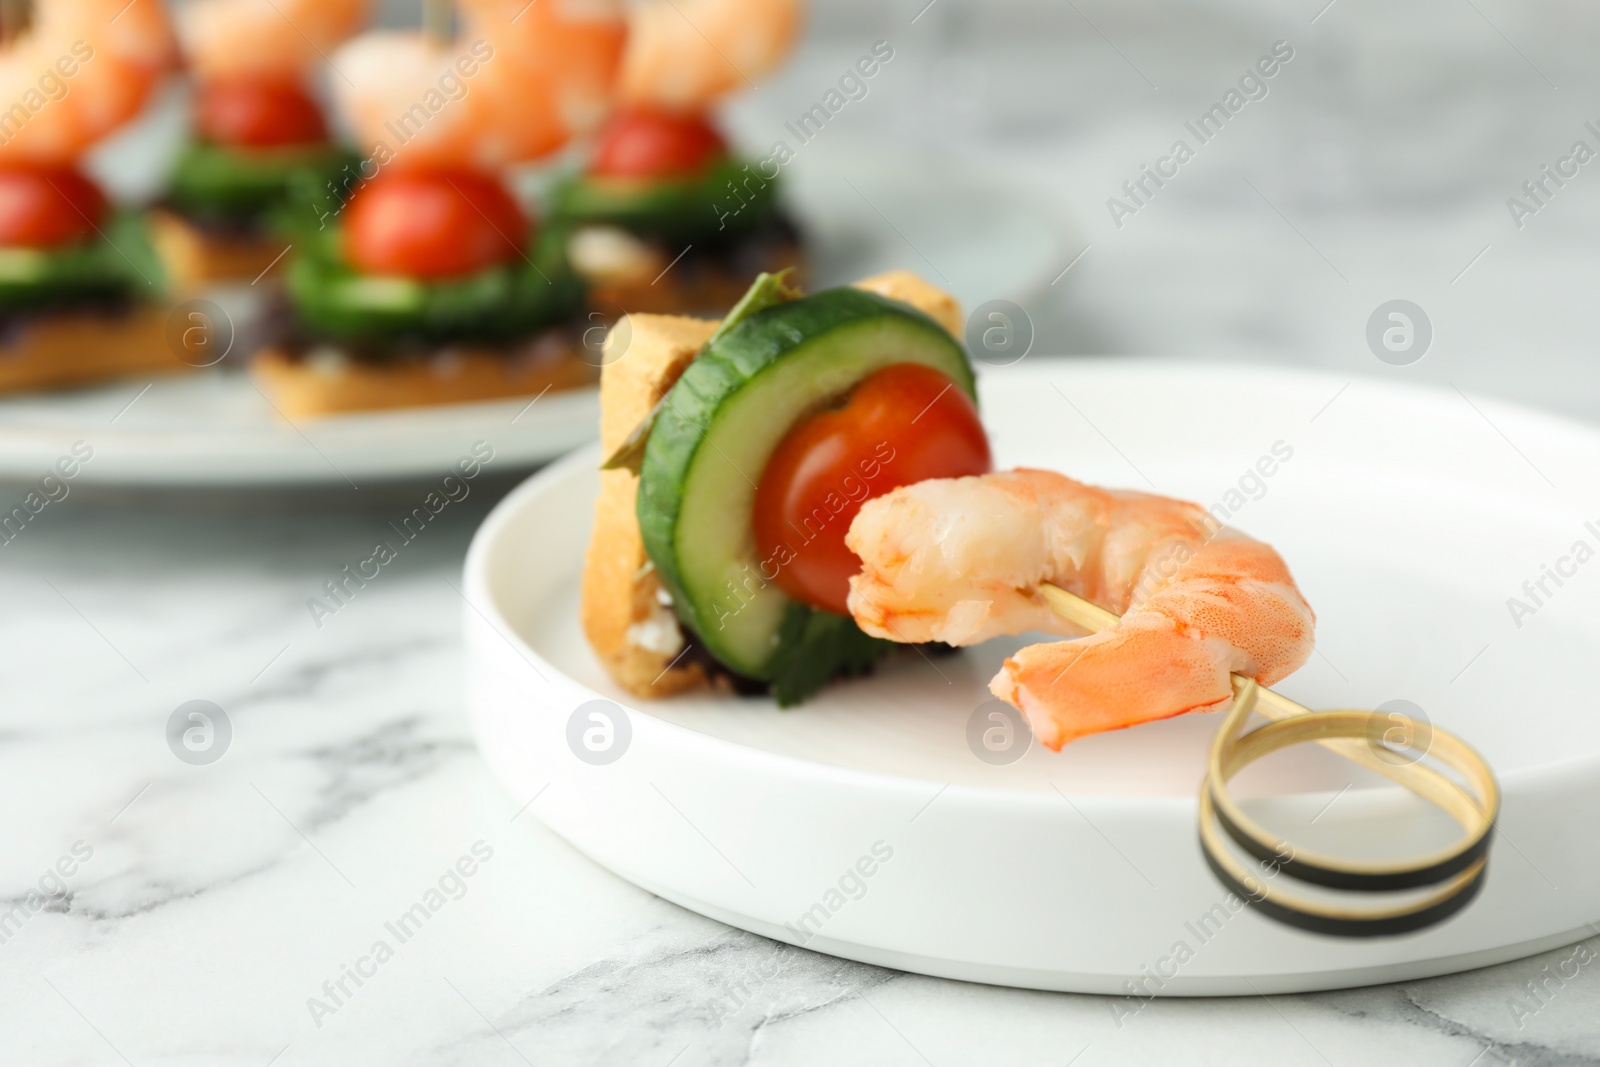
<box><xmin>1037</xmin><ymin>582</ymin><xmax>1501</xmax><ymax>937</ymax></box>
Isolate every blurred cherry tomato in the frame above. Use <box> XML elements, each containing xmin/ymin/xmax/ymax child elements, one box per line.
<box><xmin>589</xmin><ymin>108</ymin><xmax>727</xmax><ymax>180</ymax></box>
<box><xmin>344</xmin><ymin>170</ymin><xmax>527</xmax><ymax>279</ymax></box>
<box><xmin>0</xmin><ymin>166</ymin><xmax>107</xmax><ymax>249</ymax></box>
<box><xmin>195</xmin><ymin>76</ymin><xmax>329</xmax><ymax>148</ymax></box>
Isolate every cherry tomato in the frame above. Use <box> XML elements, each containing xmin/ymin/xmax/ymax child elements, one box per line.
<box><xmin>195</xmin><ymin>76</ymin><xmax>329</xmax><ymax>148</ymax></box>
<box><xmin>589</xmin><ymin>108</ymin><xmax>727</xmax><ymax>180</ymax></box>
<box><xmin>344</xmin><ymin>170</ymin><xmax>527</xmax><ymax>280</ymax></box>
<box><xmin>753</xmin><ymin>363</ymin><xmax>992</xmax><ymax>616</ymax></box>
<box><xmin>0</xmin><ymin>166</ymin><xmax>107</xmax><ymax>249</ymax></box>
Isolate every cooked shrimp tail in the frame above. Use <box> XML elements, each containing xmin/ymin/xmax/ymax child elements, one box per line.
<box><xmin>845</xmin><ymin>469</ymin><xmax>1316</xmax><ymax>749</ymax></box>
<box><xmin>618</xmin><ymin>0</ymin><xmax>802</xmax><ymax>111</ymax></box>
<box><xmin>0</xmin><ymin>0</ymin><xmax>175</xmax><ymax>165</ymax></box>
<box><xmin>332</xmin><ymin>0</ymin><xmax>626</xmax><ymax>171</ymax></box>
<box><xmin>178</xmin><ymin>0</ymin><xmax>370</xmax><ymax>80</ymax></box>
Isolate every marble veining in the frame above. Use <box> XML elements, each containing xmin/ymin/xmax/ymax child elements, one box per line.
<box><xmin>4</xmin><ymin>487</ymin><xmax>1595</xmax><ymax>1066</ymax></box>
<box><xmin>7</xmin><ymin>14</ymin><xmax>1600</xmax><ymax>1064</ymax></box>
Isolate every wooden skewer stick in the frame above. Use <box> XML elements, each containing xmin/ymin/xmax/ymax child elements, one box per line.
<box><xmin>423</xmin><ymin>0</ymin><xmax>453</xmax><ymax>47</ymax></box>
<box><xmin>1039</xmin><ymin>582</ymin><xmax>1449</xmax><ymax>788</ymax></box>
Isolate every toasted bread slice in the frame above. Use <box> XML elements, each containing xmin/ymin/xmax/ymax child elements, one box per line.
<box><xmin>581</xmin><ymin>312</ymin><xmax>718</xmax><ymax>697</ymax></box>
<box><xmin>148</xmin><ymin>209</ymin><xmax>293</xmax><ymax>291</ymax></box>
<box><xmin>580</xmin><ymin>271</ymin><xmax>963</xmax><ymax>700</ymax></box>
<box><xmin>0</xmin><ymin>305</ymin><xmax>192</xmax><ymax>394</ymax></box>
<box><xmin>251</xmin><ymin>334</ymin><xmax>597</xmax><ymax>418</ymax></box>
<box><xmin>850</xmin><ymin>269</ymin><xmax>963</xmax><ymax>338</ymax></box>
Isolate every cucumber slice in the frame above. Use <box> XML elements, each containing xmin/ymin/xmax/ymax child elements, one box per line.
<box><xmin>334</xmin><ymin>276</ymin><xmax>427</xmax><ymax>313</ymax></box>
<box><xmin>0</xmin><ymin>249</ymin><xmax>49</xmax><ymax>283</ymax></box>
<box><xmin>285</xmin><ymin>223</ymin><xmax>583</xmax><ymax>347</ymax></box>
<box><xmin>637</xmin><ymin>286</ymin><xmax>977</xmax><ymax>679</ymax></box>
<box><xmin>167</xmin><ymin>140</ymin><xmax>358</xmax><ymax>226</ymax></box>
<box><xmin>0</xmin><ymin>211</ymin><xmax>164</xmax><ymax>313</ymax></box>
<box><xmin>550</xmin><ymin>157</ymin><xmax>778</xmax><ymax>243</ymax></box>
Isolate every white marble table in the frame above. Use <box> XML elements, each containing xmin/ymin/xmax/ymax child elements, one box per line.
<box><xmin>9</xmin><ymin>9</ymin><xmax>1600</xmax><ymax>1064</ymax></box>
<box><xmin>1</xmin><ymin>490</ymin><xmax>1593</xmax><ymax>1067</ymax></box>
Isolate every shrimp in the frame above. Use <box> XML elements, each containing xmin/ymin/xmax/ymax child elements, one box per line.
<box><xmin>0</xmin><ymin>0</ymin><xmax>175</xmax><ymax>165</ymax></box>
<box><xmin>845</xmin><ymin>469</ymin><xmax>1316</xmax><ymax>750</ymax></box>
<box><xmin>177</xmin><ymin>0</ymin><xmax>370</xmax><ymax>80</ymax></box>
<box><xmin>618</xmin><ymin>0</ymin><xmax>802</xmax><ymax>111</ymax></box>
<box><xmin>330</xmin><ymin>0</ymin><xmax>626</xmax><ymax>172</ymax></box>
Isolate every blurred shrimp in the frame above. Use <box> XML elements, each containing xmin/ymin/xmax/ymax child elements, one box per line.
<box><xmin>618</xmin><ymin>0</ymin><xmax>801</xmax><ymax>111</ymax></box>
<box><xmin>0</xmin><ymin>0</ymin><xmax>175</xmax><ymax>165</ymax></box>
<box><xmin>846</xmin><ymin>469</ymin><xmax>1316</xmax><ymax>749</ymax></box>
<box><xmin>331</xmin><ymin>0</ymin><xmax>625</xmax><ymax>171</ymax></box>
<box><xmin>178</xmin><ymin>0</ymin><xmax>370</xmax><ymax>80</ymax></box>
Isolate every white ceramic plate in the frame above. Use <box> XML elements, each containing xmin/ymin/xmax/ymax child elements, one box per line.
<box><xmin>0</xmin><ymin>156</ymin><xmax>1074</xmax><ymax>488</ymax></box>
<box><xmin>464</xmin><ymin>359</ymin><xmax>1600</xmax><ymax>994</ymax></box>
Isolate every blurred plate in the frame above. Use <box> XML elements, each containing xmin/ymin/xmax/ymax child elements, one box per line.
<box><xmin>0</xmin><ymin>156</ymin><xmax>1076</xmax><ymax>489</ymax></box>
<box><xmin>787</xmin><ymin>146</ymin><xmax>1078</xmax><ymax>310</ymax></box>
